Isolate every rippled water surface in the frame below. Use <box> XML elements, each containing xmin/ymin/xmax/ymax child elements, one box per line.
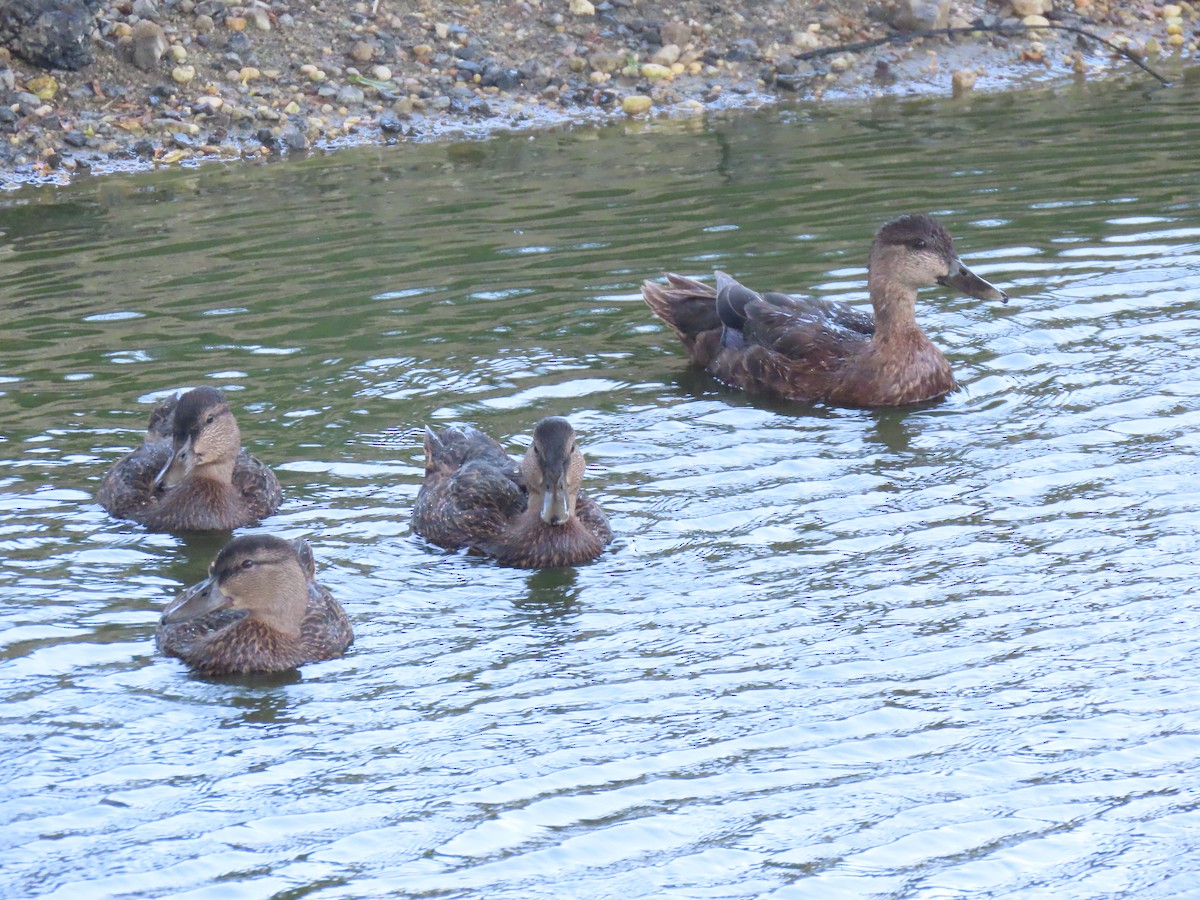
<box><xmin>3</xmin><ymin>79</ymin><xmax>1200</xmax><ymax>898</ymax></box>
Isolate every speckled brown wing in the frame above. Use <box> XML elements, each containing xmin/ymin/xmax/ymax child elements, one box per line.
<box><xmin>704</xmin><ymin>297</ymin><xmax>875</xmax><ymax>401</ymax></box>
<box><xmin>232</xmin><ymin>453</ymin><xmax>283</xmax><ymax>521</ymax></box>
<box><xmin>412</xmin><ymin>426</ymin><xmax>526</xmax><ymax>551</ymax></box>
<box><xmin>300</xmin><ymin>582</ymin><xmax>354</xmax><ymax>664</ymax></box>
<box><xmin>96</xmin><ymin>438</ymin><xmax>172</xmax><ymax>520</ymax></box>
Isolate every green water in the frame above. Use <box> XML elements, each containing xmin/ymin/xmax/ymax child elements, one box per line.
<box><xmin>2</xmin><ymin>79</ymin><xmax>1200</xmax><ymax>898</ymax></box>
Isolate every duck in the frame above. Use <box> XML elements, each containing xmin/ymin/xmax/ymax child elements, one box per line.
<box><xmin>412</xmin><ymin>416</ymin><xmax>612</xmax><ymax>568</ymax></box>
<box><xmin>156</xmin><ymin>534</ymin><xmax>353</xmax><ymax>676</ymax></box>
<box><xmin>641</xmin><ymin>214</ymin><xmax>1009</xmax><ymax>407</ymax></box>
<box><xmin>97</xmin><ymin>386</ymin><xmax>282</xmax><ymax>531</ymax></box>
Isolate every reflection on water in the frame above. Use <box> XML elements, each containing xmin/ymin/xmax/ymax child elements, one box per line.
<box><xmin>2</xmin><ymin>79</ymin><xmax>1200</xmax><ymax>898</ymax></box>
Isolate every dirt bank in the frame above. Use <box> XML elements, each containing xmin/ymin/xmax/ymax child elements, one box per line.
<box><xmin>0</xmin><ymin>0</ymin><xmax>1194</xmax><ymax>187</ymax></box>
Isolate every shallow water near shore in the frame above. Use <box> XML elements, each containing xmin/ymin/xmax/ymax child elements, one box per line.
<box><xmin>3</xmin><ymin>79</ymin><xmax>1200</xmax><ymax>898</ymax></box>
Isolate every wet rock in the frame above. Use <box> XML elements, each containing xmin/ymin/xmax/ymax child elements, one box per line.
<box><xmin>379</xmin><ymin>115</ymin><xmax>403</xmax><ymax>133</ymax></box>
<box><xmin>0</xmin><ymin>0</ymin><xmax>100</xmax><ymax>70</ymax></box>
<box><xmin>884</xmin><ymin>0</ymin><xmax>951</xmax><ymax>31</ymax></box>
<box><xmin>279</xmin><ymin>128</ymin><xmax>307</xmax><ymax>151</ymax></box>
<box><xmin>1010</xmin><ymin>0</ymin><xmax>1051</xmax><ymax>15</ymax></box>
<box><xmin>621</xmin><ymin>93</ymin><xmax>651</xmax><ymax>114</ymax></box>
<box><xmin>482</xmin><ymin>63</ymin><xmax>519</xmax><ymax>89</ymax></box>
<box><xmin>245</xmin><ymin>7</ymin><xmax>270</xmax><ymax>31</ymax></box>
<box><xmin>127</xmin><ymin>20</ymin><xmax>168</xmax><ymax>71</ymax></box>
<box><xmin>130</xmin><ymin>0</ymin><xmax>158</xmax><ymax>17</ymax></box>
<box><xmin>952</xmin><ymin>69</ymin><xmax>977</xmax><ymax>97</ymax></box>
<box><xmin>336</xmin><ymin>84</ymin><xmax>364</xmax><ymax>105</ymax></box>
<box><xmin>725</xmin><ymin>39</ymin><xmax>759</xmax><ymax>60</ymax></box>
<box><xmin>651</xmin><ymin>44</ymin><xmax>681</xmax><ymax>66</ymax></box>
<box><xmin>661</xmin><ymin>22</ymin><xmax>690</xmax><ymax>47</ymax></box>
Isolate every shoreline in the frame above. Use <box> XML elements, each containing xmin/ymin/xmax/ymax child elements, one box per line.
<box><xmin>0</xmin><ymin>0</ymin><xmax>1193</xmax><ymax>189</ymax></box>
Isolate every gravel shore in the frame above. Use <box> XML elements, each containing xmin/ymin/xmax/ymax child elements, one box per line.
<box><xmin>0</xmin><ymin>0</ymin><xmax>1193</xmax><ymax>186</ymax></box>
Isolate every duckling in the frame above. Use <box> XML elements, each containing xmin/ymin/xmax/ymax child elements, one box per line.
<box><xmin>642</xmin><ymin>214</ymin><xmax>1009</xmax><ymax>407</ymax></box>
<box><xmin>97</xmin><ymin>387</ymin><xmax>282</xmax><ymax>531</ymax></box>
<box><xmin>156</xmin><ymin>535</ymin><xmax>353</xmax><ymax>676</ymax></box>
<box><xmin>412</xmin><ymin>417</ymin><xmax>612</xmax><ymax>568</ymax></box>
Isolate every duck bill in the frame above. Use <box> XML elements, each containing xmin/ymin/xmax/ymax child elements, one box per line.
<box><xmin>938</xmin><ymin>257</ymin><xmax>1008</xmax><ymax>303</ymax></box>
<box><xmin>540</xmin><ymin>475</ymin><xmax>572</xmax><ymax>526</ymax></box>
<box><xmin>153</xmin><ymin>439</ymin><xmax>190</xmax><ymax>490</ymax></box>
<box><xmin>161</xmin><ymin>576</ymin><xmax>231</xmax><ymax>625</ymax></box>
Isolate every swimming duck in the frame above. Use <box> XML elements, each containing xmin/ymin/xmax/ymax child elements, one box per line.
<box><xmin>641</xmin><ymin>214</ymin><xmax>1009</xmax><ymax>407</ymax></box>
<box><xmin>412</xmin><ymin>417</ymin><xmax>612</xmax><ymax>568</ymax></box>
<box><xmin>156</xmin><ymin>534</ymin><xmax>353</xmax><ymax>676</ymax></box>
<box><xmin>97</xmin><ymin>386</ymin><xmax>282</xmax><ymax>531</ymax></box>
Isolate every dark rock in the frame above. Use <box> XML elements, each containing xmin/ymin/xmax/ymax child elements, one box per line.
<box><xmin>0</xmin><ymin>107</ymin><xmax>18</xmax><ymax>125</ymax></box>
<box><xmin>378</xmin><ymin>116</ymin><xmax>403</xmax><ymax>134</ymax></box>
<box><xmin>131</xmin><ymin>139</ymin><xmax>156</xmax><ymax>156</ymax></box>
<box><xmin>255</xmin><ymin>127</ymin><xmax>276</xmax><ymax>147</ymax></box>
<box><xmin>0</xmin><ymin>0</ymin><xmax>101</xmax><ymax>70</ymax></box>
<box><xmin>226</xmin><ymin>31</ymin><xmax>251</xmax><ymax>53</ymax></box>
<box><xmin>279</xmin><ymin>129</ymin><xmax>308</xmax><ymax>151</ymax></box>
<box><xmin>482</xmin><ymin>64</ymin><xmax>520</xmax><ymax>90</ymax></box>
<box><xmin>454</xmin><ymin>58</ymin><xmax>483</xmax><ymax>78</ymax></box>
<box><xmin>725</xmin><ymin>39</ymin><xmax>760</xmax><ymax>61</ymax></box>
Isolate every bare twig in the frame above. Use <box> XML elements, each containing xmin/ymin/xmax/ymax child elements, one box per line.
<box><xmin>792</xmin><ymin>21</ymin><xmax>1172</xmax><ymax>87</ymax></box>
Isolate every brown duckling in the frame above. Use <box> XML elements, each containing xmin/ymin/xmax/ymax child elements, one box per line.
<box><xmin>412</xmin><ymin>417</ymin><xmax>612</xmax><ymax>568</ymax></box>
<box><xmin>97</xmin><ymin>386</ymin><xmax>282</xmax><ymax>531</ymax></box>
<box><xmin>156</xmin><ymin>535</ymin><xmax>353</xmax><ymax>676</ymax></box>
<box><xmin>642</xmin><ymin>214</ymin><xmax>1009</xmax><ymax>407</ymax></box>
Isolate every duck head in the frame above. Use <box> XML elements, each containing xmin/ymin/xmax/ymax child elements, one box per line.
<box><xmin>161</xmin><ymin>535</ymin><xmax>311</xmax><ymax>637</ymax></box>
<box><xmin>154</xmin><ymin>387</ymin><xmax>242</xmax><ymax>489</ymax></box>
<box><xmin>869</xmin><ymin>214</ymin><xmax>1008</xmax><ymax>304</ymax></box>
<box><xmin>522</xmin><ymin>417</ymin><xmax>586</xmax><ymax>526</ymax></box>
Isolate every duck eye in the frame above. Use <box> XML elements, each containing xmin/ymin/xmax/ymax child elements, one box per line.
<box><xmin>206</xmin><ymin>414</ymin><xmax>215</xmax><ymax>424</ymax></box>
<box><xmin>240</xmin><ymin>559</ymin><xmax>254</xmax><ymax>570</ymax></box>
<box><xmin>911</xmin><ymin>239</ymin><xmax>927</xmax><ymax>250</ymax></box>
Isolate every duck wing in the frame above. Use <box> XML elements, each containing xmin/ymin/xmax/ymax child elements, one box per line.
<box><xmin>232</xmin><ymin>452</ymin><xmax>283</xmax><ymax>520</ymax></box>
<box><xmin>742</xmin><ymin>294</ymin><xmax>875</xmax><ymax>369</ymax></box>
<box><xmin>96</xmin><ymin>438</ymin><xmax>171</xmax><ymax>519</ymax></box>
<box><xmin>414</xmin><ymin>426</ymin><xmax>526</xmax><ymax>550</ymax></box>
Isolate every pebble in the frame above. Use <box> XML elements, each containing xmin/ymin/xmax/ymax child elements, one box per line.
<box><xmin>172</xmin><ymin>65</ymin><xmax>196</xmax><ymax>85</ymax></box>
<box><xmin>246</xmin><ymin>8</ymin><xmax>271</xmax><ymax>31</ymax></box>
<box><xmin>569</xmin><ymin>0</ymin><xmax>595</xmax><ymax>15</ymax></box>
<box><xmin>951</xmin><ymin>69</ymin><xmax>976</xmax><ymax>97</ymax></box>
<box><xmin>641</xmin><ymin>63</ymin><xmax>673</xmax><ymax>79</ymax></box>
<box><xmin>652</xmin><ymin>44</ymin><xmax>681</xmax><ymax>66</ymax></box>
<box><xmin>26</xmin><ymin>75</ymin><xmax>57</xmax><ymax>100</ymax></box>
<box><xmin>1022</xmin><ymin>14</ymin><xmax>1050</xmax><ymax>27</ymax></box>
<box><xmin>1009</xmin><ymin>0</ymin><xmax>1049</xmax><ymax>16</ymax></box>
<box><xmin>130</xmin><ymin>20</ymin><xmax>169</xmax><ymax>71</ymax></box>
<box><xmin>622</xmin><ymin>94</ymin><xmax>652</xmax><ymax>114</ymax></box>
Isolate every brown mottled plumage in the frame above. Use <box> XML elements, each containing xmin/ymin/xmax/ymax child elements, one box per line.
<box><xmin>642</xmin><ymin>215</ymin><xmax>1009</xmax><ymax>407</ymax></box>
<box><xmin>156</xmin><ymin>535</ymin><xmax>353</xmax><ymax>676</ymax></box>
<box><xmin>412</xmin><ymin>417</ymin><xmax>612</xmax><ymax>568</ymax></box>
<box><xmin>97</xmin><ymin>387</ymin><xmax>282</xmax><ymax>532</ymax></box>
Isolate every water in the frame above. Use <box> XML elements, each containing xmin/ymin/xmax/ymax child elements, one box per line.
<box><xmin>3</xmin><ymin>78</ymin><xmax>1200</xmax><ymax>898</ymax></box>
